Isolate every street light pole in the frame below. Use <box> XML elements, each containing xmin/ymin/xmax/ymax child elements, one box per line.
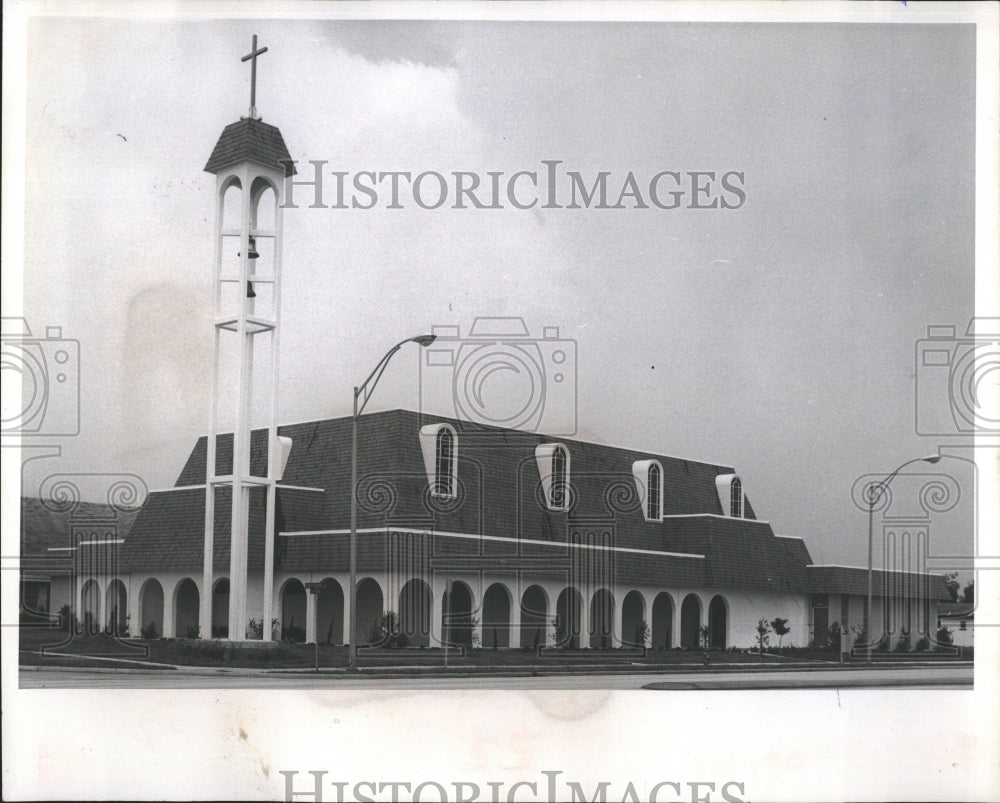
<box><xmin>347</xmin><ymin>334</ymin><xmax>436</xmax><ymax>671</ymax></box>
<box><xmin>865</xmin><ymin>454</ymin><xmax>940</xmax><ymax>665</ymax></box>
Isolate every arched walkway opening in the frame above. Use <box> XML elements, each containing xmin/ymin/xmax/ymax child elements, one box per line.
<box><xmin>355</xmin><ymin>577</ymin><xmax>384</xmax><ymax>646</ymax></box>
<box><xmin>621</xmin><ymin>590</ymin><xmax>646</xmax><ymax>647</ymax></box>
<box><xmin>316</xmin><ymin>578</ymin><xmax>344</xmax><ymax>646</ymax></box>
<box><xmin>651</xmin><ymin>592</ymin><xmax>674</xmax><ymax>649</ymax></box>
<box><xmin>709</xmin><ymin>595</ymin><xmax>728</xmax><ymax>650</ymax></box>
<box><xmin>211</xmin><ymin>578</ymin><xmax>229</xmax><ymax>638</ymax></box>
<box><xmin>556</xmin><ymin>587</ymin><xmax>583</xmax><ymax>649</ymax></box>
<box><xmin>443</xmin><ymin>581</ymin><xmax>474</xmax><ymax>649</ymax></box>
<box><xmin>399</xmin><ymin>578</ymin><xmax>432</xmax><ymax>648</ymax></box>
<box><xmin>139</xmin><ymin>578</ymin><xmax>164</xmax><ymax>639</ymax></box>
<box><xmin>482</xmin><ymin>583</ymin><xmax>511</xmax><ymax>649</ymax></box>
<box><xmin>105</xmin><ymin>579</ymin><xmax>127</xmax><ymax>635</ymax></box>
<box><xmin>589</xmin><ymin>588</ymin><xmax>615</xmax><ymax>649</ymax></box>
<box><xmin>175</xmin><ymin>578</ymin><xmax>200</xmax><ymax>639</ymax></box>
<box><xmin>81</xmin><ymin>579</ymin><xmax>101</xmax><ymax>635</ymax></box>
<box><xmin>520</xmin><ymin>585</ymin><xmax>548</xmax><ymax>650</ymax></box>
<box><xmin>680</xmin><ymin>593</ymin><xmax>702</xmax><ymax>649</ymax></box>
<box><xmin>281</xmin><ymin>579</ymin><xmax>307</xmax><ymax>642</ymax></box>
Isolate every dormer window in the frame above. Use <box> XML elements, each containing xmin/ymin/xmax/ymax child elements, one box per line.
<box><xmin>435</xmin><ymin>429</ymin><xmax>455</xmax><ymax>496</ymax></box>
<box><xmin>418</xmin><ymin>423</ymin><xmax>458</xmax><ymax>498</ymax></box>
<box><xmin>647</xmin><ymin>463</ymin><xmax>662</xmax><ymax>521</ymax></box>
<box><xmin>632</xmin><ymin>459</ymin><xmax>664</xmax><ymax>522</ymax></box>
<box><xmin>535</xmin><ymin>443</ymin><xmax>570</xmax><ymax>512</ymax></box>
<box><xmin>730</xmin><ymin>477</ymin><xmax>743</xmax><ymax>518</ymax></box>
<box><xmin>714</xmin><ymin>473</ymin><xmax>744</xmax><ymax>518</ymax></box>
<box><xmin>551</xmin><ymin>445</ymin><xmax>567</xmax><ymax>509</ymax></box>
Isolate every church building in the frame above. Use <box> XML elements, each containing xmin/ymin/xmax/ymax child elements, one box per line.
<box><xmin>39</xmin><ymin>36</ymin><xmax>951</xmax><ymax>655</ymax></box>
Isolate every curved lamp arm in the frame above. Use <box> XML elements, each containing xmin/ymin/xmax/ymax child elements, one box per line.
<box><xmin>354</xmin><ymin>334</ymin><xmax>437</xmax><ymax>417</ymax></box>
<box><xmin>865</xmin><ymin>454</ymin><xmax>941</xmax><ymax>507</ymax></box>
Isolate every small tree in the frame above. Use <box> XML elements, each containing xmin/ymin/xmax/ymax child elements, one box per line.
<box><xmin>770</xmin><ymin>617</ymin><xmax>790</xmax><ymax>650</ymax></box>
<box><xmin>634</xmin><ymin>619</ymin><xmax>650</xmax><ymax>648</ymax></box>
<box><xmin>827</xmin><ymin>621</ymin><xmax>842</xmax><ymax>652</ymax></box>
<box><xmin>551</xmin><ymin>614</ymin><xmax>567</xmax><ymax>648</ymax></box>
<box><xmin>943</xmin><ymin>572</ymin><xmax>960</xmax><ymax>602</ymax></box>
<box><xmin>755</xmin><ymin>618</ymin><xmax>771</xmax><ymax>655</ymax></box>
<box><xmin>698</xmin><ymin>624</ymin><xmax>712</xmax><ymax>651</ymax></box>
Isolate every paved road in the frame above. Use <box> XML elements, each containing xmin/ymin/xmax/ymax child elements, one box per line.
<box><xmin>19</xmin><ymin>664</ymin><xmax>973</xmax><ymax>690</ymax></box>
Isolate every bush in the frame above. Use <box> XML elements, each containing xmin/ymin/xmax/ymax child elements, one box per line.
<box><xmin>895</xmin><ymin>629</ymin><xmax>911</xmax><ymax>652</ymax></box>
<box><xmin>185</xmin><ymin>625</ymin><xmax>201</xmax><ymax>639</ymax></box>
<box><xmin>936</xmin><ymin>626</ymin><xmax>953</xmax><ymax>647</ymax></box>
<box><xmin>140</xmin><ymin>620</ymin><xmax>159</xmax><ymax>640</ymax></box>
<box><xmin>827</xmin><ymin>621</ymin><xmax>842</xmax><ymax>652</ymax></box>
<box><xmin>915</xmin><ymin>635</ymin><xmax>929</xmax><ymax>651</ymax></box>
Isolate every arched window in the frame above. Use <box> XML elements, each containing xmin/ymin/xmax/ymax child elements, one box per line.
<box><xmin>551</xmin><ymin>445</ymin><xmax>568</xmax><ymax>510</ymax></box>
<box><xmin>730</xmin><ymin>477</ymin><xmax>743</xmax><ymax>518</ymax></box>
<box><xmin>435</xmin><ymin>428</ymin><xmax>455</xmax><ymax>496</ymax></box>
<box><xmin>647</xmin><ymin>463</ymin><xmax>662</xmax><ymax>521</ymax></box>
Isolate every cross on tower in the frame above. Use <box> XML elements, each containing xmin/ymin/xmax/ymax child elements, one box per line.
<box><xmin>241</xmin><ymin>34</ymin><xmax>268</xmax><ymax>120</ymax></box>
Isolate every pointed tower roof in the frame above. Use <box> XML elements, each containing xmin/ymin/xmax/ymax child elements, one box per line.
<box><xmin>203</xmin><ymin>117</ymin><xmax>296</xmax><ymax>176</ymax></box>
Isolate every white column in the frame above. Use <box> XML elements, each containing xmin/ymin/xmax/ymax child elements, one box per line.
<box><xmin>579</xmin><ymin>591</ymin><xmax>591</xmax><ymax>649</ymax></box>
<box><xmin>472</xmin><ymin>613</ymin><xmax>483</xmax><ymax>651</ymax></box>
<box><xmin>305</xmin><ymin>591</ymin><xmax>317</xmax><ymax>645</ymax></box>
<box><xmin>342</xmin><ymin>576</ymin><xmax>353</xmax><ymax>646</ymax></box>
<box><xmin>509</xmin><ymin>594</ymin><xmax>522</xmax><ymax>649</ymax></box>
<box><xmin>430</xmin><ymin>580</ymin><xmax>446</xmax><ymax>647</ymax></box>
<box><xmin>128</xmin><ymin>578</ymin><xmax>142</xmax><ymax>636</ymax></box>
<box><xmin>615</xmin><ymin>594</ymin><xmax>625</xmax><ymax>647</ymax></box>
<box><xmin>672</xmin><ymin>593</ymin><xmax>683</xmax><ymax>648</ymax></box>
<box><xmin>162</xmin><ymin>582</ymin><xmax>176</xmax><ymax>639</ymax></box>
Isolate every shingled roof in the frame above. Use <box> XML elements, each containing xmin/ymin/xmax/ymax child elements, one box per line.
<box><xmin>807</xmin><ymin>565</ymin><xmax>951</xmax><ymax>600</ymax></box>
<box><xmin>203</xmin><ymin>117</ymin><xmax>296</xmax><ymax>175</ymax></box>
<box><xmin>21</xmin><ymin>497</ymin><xmax>140</xmax><ymax>577</ymax></box>
<box><xmin>119</xmin><ymin>409</ymin><xmax>812</xmax><ymax>593</ymax></box>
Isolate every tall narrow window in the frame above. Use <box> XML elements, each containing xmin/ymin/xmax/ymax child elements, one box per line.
<box><xmin>647</xmin><ymin>463</ymin><xmax>662</xmax><ymax>521</ymax></box>
<box><xmin>551</xmin><ymin>445</ymin><xmax>568</xmax><ymax>510</ymax></box>
<box><xmin>435</xmin><ymin>429</ymin><xmax>454</xmax><ymax>496</ymax></box>
<box><xmin>730</xmin><ymin>477</ymin><xmax>743</xmax><ymax>518</ymax></box>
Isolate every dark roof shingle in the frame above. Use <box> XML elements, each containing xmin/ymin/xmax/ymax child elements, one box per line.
<box><xmin>204</xmin><ymin>118</ymin><xmax>296</xmax><ymax>175</ymax></box>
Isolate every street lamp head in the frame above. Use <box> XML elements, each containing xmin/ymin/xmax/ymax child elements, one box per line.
<box><xmin>922</xmin><ymin>454</ymin><xmax>941</xmax><ymax>464</ymax></box>
<box><xmin>411</xmin><ymin>334</ymin><xmax>437</xmax><ymax>347</ymax></box>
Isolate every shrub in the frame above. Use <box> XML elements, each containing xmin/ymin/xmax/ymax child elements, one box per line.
<box><xmin>755</xmin><ymin>619</ymin><xmax>771</xmax><ymax>654</ymax></box>
<box><xmin>58</xmin><ymin>604</ymin><xmax>76</xmax><ymax>634</ymax></box>
<box><xmin>698</xmin><ymin>624</ymin><xmax>711</xmax><ymax>651</ymax></box>
<box><xmin>634</xmin><ymin>619</ymin><xmax>650</xmax><ymax>648</ymax></box>
<box><xmin>185</xmin><ymin>624</ymin><xmax>201</xmax><ymax>639</ymax></box>
<box><xmin>551</xmin><ymin>614</ymin><xmax>567</xmax><ymax>648</ymax></box>
<box><xmin>936</xmin><ymin>625</ymin><xmax>953</xmax><ymax>646</ymax></box>
<box><xmin>895</xmin><ymin>629</ymin><xmax>911</xmax><ymax>652</ymax></box>
<box><xmin>140</xmin><ymin>620</ymin><xmax>159</xmax><ymax>640</ymax></box>
<box><xmin>771</xmin><ymin>617</ymin><xmax>791</xmax><ymax>649</ymax></box>
<box><xmin>827</xmin><ymin>621</ymin><xmax>842</xmax><ymax>652</ymax></box>
<box><xmin>876</xmin><ymin>633</ymin><xmax>890</xmax><ymax>652</ymax></box>
<box><xmin>915</xmin><ymin>635</ymin><xmax>929</xmax><ymax>651</ymax></box>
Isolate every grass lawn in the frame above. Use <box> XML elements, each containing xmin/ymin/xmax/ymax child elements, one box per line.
<box><xmin>19</xmin><ymin>626</ymin><xmax>966</xmax><ymax>670</ymax></box>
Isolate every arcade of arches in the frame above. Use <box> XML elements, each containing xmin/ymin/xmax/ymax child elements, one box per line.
<box><xmin>77</xmin><ymin>574</ymin><xmax>733</xmax><ymax>648</ymax></box>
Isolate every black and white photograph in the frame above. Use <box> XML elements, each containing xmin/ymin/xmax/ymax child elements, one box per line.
<box><xmin>2</xmin><ymin>1</ymin><xmax>998</xmax><ymax>800</ymax></box>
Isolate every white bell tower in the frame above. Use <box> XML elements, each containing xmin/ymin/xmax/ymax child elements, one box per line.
<box><xmin>200</xmin><ymin>35</ymin><xmax>295</xmax><ymax>641</ymax></box>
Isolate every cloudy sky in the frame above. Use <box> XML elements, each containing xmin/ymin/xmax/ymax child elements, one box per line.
<box><xmin>10</xmin><ymin>14</ymin><xmax>985</xmax><ymax>573</ymax></box>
